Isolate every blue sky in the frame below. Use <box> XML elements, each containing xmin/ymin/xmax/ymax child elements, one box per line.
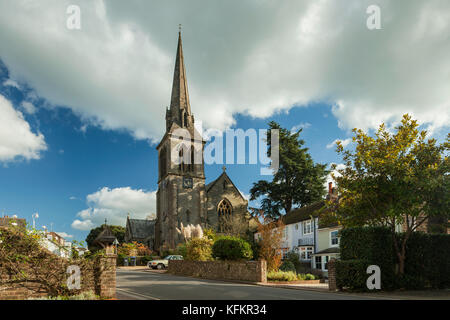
<box><xmin>0</xmin><ymin>1</ymin><xmax>449</xmax><ymax>243</ymax></box>
<box><xmin>0</xmin><ymin>59</ymin><xmax>350</xmax><ymax>242</ymax></box>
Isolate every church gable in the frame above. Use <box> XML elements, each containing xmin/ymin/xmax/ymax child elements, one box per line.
<box><xmin>205</xmin><ymin>170</ymin><xmax>248</xmax><ymax>231</ymax></box>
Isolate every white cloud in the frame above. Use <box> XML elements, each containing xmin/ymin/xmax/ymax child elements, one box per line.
<box><xmin>71</xmin><ymin>186</ymin><xmax>157</xmax><ymax>230</ymax></box>
<box><xmin>3</xmin><ymin>79</ymin><xmax>20</xmax><ymax>89</ymax></box>
<box><xmin>325</xmin><ymin>163</ymin><xmax>346</xmax><ymax>188</ymax></box>
<box><xmin>56</xmin><ymin>232</ymin><xmax>73</xmax><ymax>239</ymax></box>
<box><xmin>20</xmin><ymin>101</ymin><xmax>37</xmax><ymax>114</ymax></box>
<box><xmin>0</xmin><ymin>94</ymin><xmax>47</xmax><ymax>162</ymax></box>
<box><xmin>291</xmin><ymin>122</ymin><xmax>311</xmax><ymax>133</ymax></box>
<box><xmin>0</xmin><ymin>1</ymin><xmax>449</xmax><ymax>141</ymax></box>
<box><xmin>71</xmin><ymin>219</ymin><xmax>94</xmax><ymax>231</ymax></box>
<box><xmin>326</xmin><ymin>138</ymin><xmax>352</xmax><ymax>149</ymax></box>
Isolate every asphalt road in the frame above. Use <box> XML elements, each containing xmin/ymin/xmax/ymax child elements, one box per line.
<box><xmin>116</xmin><ymin>269</ymin><xmax>383</xmax><ymax>300</ymax></box>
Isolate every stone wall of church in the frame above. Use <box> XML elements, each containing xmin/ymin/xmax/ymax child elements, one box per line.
<box><xmin>206</xmin><ymin>175</ymin><xmax>248</xmax><ymax>231</ymax></box>
<box><xmin>157</xmin><ymin>175</ymin><xmax>207</xmax><ymax>251</ymax></box>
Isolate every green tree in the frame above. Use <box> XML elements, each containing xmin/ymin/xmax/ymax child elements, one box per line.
<box><xmin>250</xmin><ymin>121</ymin><xmax>328</xmax><ymax>218</ymax></box>
<box><xmin>329</xmin><ymin>114</ymin><xmax>449</xmax><ymax>275</ymax></box>
<box><xmin>85</xmin><ymin>225</ymin><xmax>125</xmax><ymax>252</ymax></box>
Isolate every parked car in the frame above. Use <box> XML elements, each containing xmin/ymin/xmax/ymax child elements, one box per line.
<box><xmin>147</xmin><ymin>255</ymin><xmax>183</xmax><ymax>269</ymax></box>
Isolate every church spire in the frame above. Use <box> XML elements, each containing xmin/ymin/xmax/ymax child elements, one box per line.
<box><xmin>168</xmin><ymin>28</ymin><xmax>191</xmax><ymax>127</ymax></box>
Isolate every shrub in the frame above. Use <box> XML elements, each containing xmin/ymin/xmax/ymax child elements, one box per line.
<box><xmin>212</xmin><ymin>236</ymin><xmax>253</xmax><ymax>261</ymax></box>
<box><xmin>257</xmin><ymin>219</ymin><xmax>284</xmax><ymax>271</ymax></box>
<box><xmin>304</xmin><ymin>273</ymin><xmax>316</xmax><ymax>280</ymax></box>
<box><xmin>186</xmin><ymin>237</ymin><xmax>213</xmax><ymax>261</ymax></box>
<box><xmin>175</xmin><ymin>243</ymin><xmax>187</xmax><ymax>258</ymax></box>
<box><xmin>117</xmin><ymin>253</ymin><xmax>127</xmax><ymax>266</ymax></box>
<box><xmin>339</xmin><ymin>227</ymin><xmax>397</xmax><ymax>290</ymax></box>
<box><xmin>280</xmin><ymin>260</ymin><xmax>296</xmax><ymax>272</ymax></box>
<box><xmin>267</xmin><ymin>270</ymin><xmax>297</xmax><ymax>282</ymax></box>
<box><xmin>338</xmin><ymin>227</ymin><xmax>450</xmax><ymax>290</ymax></box>
<box><xmin>284</xmin><ymin>251</ymin><xmax>301</xmax><ymax>272</ymax></box>
<box><xmin>140</xmin><ymin>255</ymin><xmax>152</xmax><ymax>265</ymax></box>
<box><xmin>203</xmin><ymin>228</ymin><xmax>217</xmax><ymax>241</ymax></box>
<box><xmin>335</xmin><ymin>259</ymin><xmax>371</xmax><ymax>291</ymax></box>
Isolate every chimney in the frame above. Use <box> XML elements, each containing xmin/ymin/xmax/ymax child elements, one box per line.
<box><xmin>328</xmin><ymin>182</ymin><xmax>333</xmax><ymax>195</ymax></box>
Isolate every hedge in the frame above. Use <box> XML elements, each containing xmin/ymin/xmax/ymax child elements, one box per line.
<box><xmin>339</xmin><ymin>226</ymin><xmax>397</xmax><ymax>289</ymax></box>
<box><xmin>335</xmin><ymin>259</ymin><xmax>372</xmax><ymax>291</ymax></box>
<box><xmin>337</xmin><ymin>226</ymin><xmax>450</xmax><ymax>291</ymax></box>
<box><xmin>212</xmin><ymin>236</ymin><xmax>253</xmax><ymax>261</ymax></box>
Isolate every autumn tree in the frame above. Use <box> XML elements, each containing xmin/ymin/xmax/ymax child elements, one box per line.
<box><xmin>330</xmin><ymin>114</ymin><xmax>449</xmax><ymax>275</ymax></box>
<box><xmin>250</xmin><ymin>121</ymin><xmax>328</xmax><ymax>218</ymax></box>
<box><xmin>256</xmin><ymin>218</ymin><xmax>285</xmax><ymax>272</ymax></box>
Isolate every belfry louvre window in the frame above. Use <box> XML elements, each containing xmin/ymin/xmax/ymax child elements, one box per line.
<box><xmin>218</xmin><ymin>199</ymin><xmax>232</xmax><ymax>216</ymax></box>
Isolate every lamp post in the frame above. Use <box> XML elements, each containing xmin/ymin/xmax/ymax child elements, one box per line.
<box><xmin>32</xmin><ymin>212</ymin><xmax>39</xmax><ymax>229</ymax></box>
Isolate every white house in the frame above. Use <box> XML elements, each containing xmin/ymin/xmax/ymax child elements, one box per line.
<box><xmin>254</xmin><ymin>182</ymin><xmax>339</xmax><ymax>272</ymax></box>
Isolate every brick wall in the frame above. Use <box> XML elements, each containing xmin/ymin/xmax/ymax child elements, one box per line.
<box><xmin>168</xmin><ymin>260</ymin><xmax>267</xmax><ymax>283</ymax></box>
<box><xmin>0</xmin><ymin>255</ymin><xmax>116</xmax><ymax>300</ymax></box>
<box><xmin>327</xmin><ymin>258</ymin><xmax>337</xmax><ymax>291</ymax></box>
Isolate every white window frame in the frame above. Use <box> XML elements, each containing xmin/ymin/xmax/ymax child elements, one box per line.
<box><xmin>315</xmin><ymin>256</ymin><xmax>322</xmax><ymax>270</ymax></box>
<box><xmin>330</xmin><ymin>230</ymin><xmax>339</xmax><ymax>247</ymax></box>
<box><xmin>303</xmin><ymin>220</ymin><xmax>312</xmax><ymax>235</ymax></box>
<box><xmin>299</xmin><ymin>246</ymin><xmax>313</xmax><ymax>260</ymax></box>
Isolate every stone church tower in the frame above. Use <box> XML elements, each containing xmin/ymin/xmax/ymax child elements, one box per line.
<box><xmin>155</xmin><ymin>31</ymin><xmax>249</xmax><ymax>252</ymax></box>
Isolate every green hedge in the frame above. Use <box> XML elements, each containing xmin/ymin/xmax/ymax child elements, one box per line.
<box><xmin>337</xmin><ymin>227</ymin><xmax>450</xmax><ymax>290</ymax></box>
<box><xmin>280</xmin><ymin>260</ymin><xmax>296</xmax><ymax>272</ymax></box>
<box><xmin>339</xmin><ymin>226</ymin><xmax>397</xmax><ymax>289</ymax></box>
<box><xmin>336</xmin><ymin>259</ymin><xmax>372</xmax><ymax>291</ymax></box>
<box><xmin>212</xmin><ymin>236</ymin><xmax>253</xmax><ymax>261</ymax></box>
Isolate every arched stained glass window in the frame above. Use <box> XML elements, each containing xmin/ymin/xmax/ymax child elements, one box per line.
<box><xmin>217</xmin><ymin>199</ymin><xmax>232</xmax><ymax>217</ymax></box>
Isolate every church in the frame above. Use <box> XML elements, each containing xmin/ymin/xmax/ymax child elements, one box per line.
<box><xmin>154</xmin><ymin>31</ymin><xmax>249</xmax><ymax>252</ymax></box>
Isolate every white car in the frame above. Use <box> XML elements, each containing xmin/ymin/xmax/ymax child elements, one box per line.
<box><xmin>147</xmin><ymin>255</ymin><xmax>183</xmax><ymax>270</ymax></box>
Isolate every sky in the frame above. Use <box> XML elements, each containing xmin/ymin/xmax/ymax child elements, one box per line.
<box><xmin>0</xmin><ymin>0</ymin><xmax>449</xmax><ymax>243</ymax></box>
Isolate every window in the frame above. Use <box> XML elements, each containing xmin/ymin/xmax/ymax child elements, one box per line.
<box><xmin>218</xmin><ymin>199</ymin><xmax>232</xmax><ymax>216</ymax></box>
<box><xmin>218</xmin><ymin>199</ymin><xmax>232</xmax><ymax>232</ymax></box>
<box><xmin>331</xmin><ymin>230</ymin><xmax>339</xmax><ymax>246</ymax></box>
<box><xmin>324</xmin><ymin>256</ymin><xmax>329</xmax><ymax>270</ymax></box>
<box><xmin>186</xmin><ymin>210</ymin><xmax>191</xmax><ymax>224</ymax></box>
<box><xmin>315</xmin><ymin>256</ymin><xmax>322</xmax><ymax>270</ymax></box>
<box><xmin>295</xmin><ymin>224</ymin><xmax>298</xmax><ymax>230</ymax></box>
<box><xmin>299</xmin><ymin>246</ymin><xmax>313</xmax><ymax>260</ymax></box>
<box><xmin>281</xmin><ymin>248</ymin><xmax>289</xmax><ymax>260</ymax></box>
<box><xmin>303</xmin><ymin>220</ymin><xmax>312</xmax><ymax>235</ymax></box>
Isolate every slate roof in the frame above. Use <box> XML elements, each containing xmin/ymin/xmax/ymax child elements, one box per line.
<box><xmin>282</xmin><ymin>201</ymin><xmax>326</xmax><ymax>225</ymax></box>
<box><xmin>314</xmin><ymin>247</ymin><xmax>340</xmax><ymax>255</ymax></box>
<box><xmin>127</xmin><ymin>218</ymin><xmax>156</xmax><ymax>240</ymax></box>
<box><xmin>93</xmin><ymin>224</ymin><xmax>117</xmax><ymax>246</ymax></box>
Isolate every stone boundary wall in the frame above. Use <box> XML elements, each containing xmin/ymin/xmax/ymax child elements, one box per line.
<box><xmin>168</xmin><ymin>260</ymin><xmax>267</xmax><ymax>283</ymax></box>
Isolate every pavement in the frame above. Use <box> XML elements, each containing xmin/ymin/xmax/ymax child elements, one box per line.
<box><xmin>116</xmin><ymin>268</ymin><xmax>387</xmax><ymax>300</ymax></box>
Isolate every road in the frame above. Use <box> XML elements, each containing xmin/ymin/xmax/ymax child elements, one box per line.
<box><xmin>116</xmin><ymin>269</ymin><xmax>383</xmax><ymax>300</ymax></box>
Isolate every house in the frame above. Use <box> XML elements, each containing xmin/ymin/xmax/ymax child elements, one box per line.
<box><xmin>311</xmin><ymin>221</ymin><xmax>342</xmax><ymax>275</ymax></box>
<box><xmin>0</xmin><ymin>215</ymin><xmax>26</xmax><ymax>229</ymax></box>
<box><xmin>125</xmin><ymin>214</ymin><xmax>156</xmax><ymax>250</ymax></box>
<box><xmin>40</xmin><ymin>232</ymin><xmax>71</xmax><ymax>259</ymax></box>
<box><xmin>254</xmin><ymin>182</ymin><xmax>338</xmax><ymax>271</ymax></box>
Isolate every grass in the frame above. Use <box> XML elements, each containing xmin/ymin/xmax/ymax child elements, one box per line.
<box><xmin>267</xmin><ymin>270</ymin><xmax>317</xmax><ymax>282</ymax></box>
<box><xmin>28</xmin><ymin>291</ymin><xmax>100</xmax><ymax>300</ymax></box>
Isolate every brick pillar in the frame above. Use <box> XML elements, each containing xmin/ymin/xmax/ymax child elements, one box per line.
<box><xmin>97</xmin><ymin>255</ymin><xmax>117</xmax><ymax>299</ymax></box>
<box><xmin>328</xmin><ymin>258</ymin><xmax>337</xmax><ymax>291</ymax></box>
<box><xmin>259</xmin><ymin>260</ymin><xmax>267</xmax><ymax>283</ymax></box>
